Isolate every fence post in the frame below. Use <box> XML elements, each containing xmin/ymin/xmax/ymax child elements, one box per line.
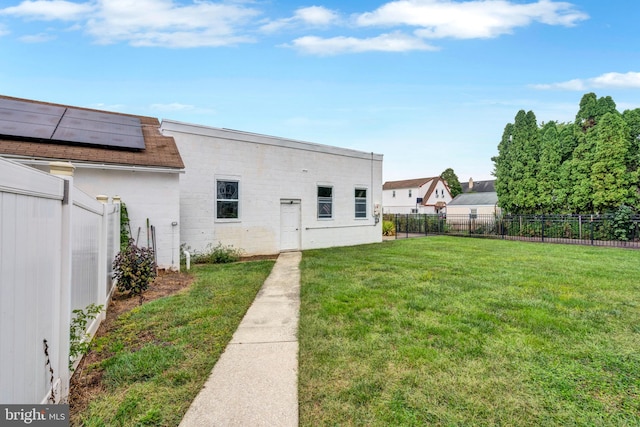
<box><xmin>406</xmin><ymin>214</ymin><xmax>409</xmax><ymax>238</ymax></box>
<box><xmin>541</xmin><ymin>214</ymin><xmax>545</xmax><ymax>243</ymax></box>
<box><xmin>49</xmin><ymin>161</ymin><xmax>75</xmax><ymax>403</ymax></box>
<box><xmin>579</xmin><ymin>215</ymin><xmax>583</xmax><ymax>240</ymax></box>
<box><xmin>394</xmin><ymin>215</ymin><xmax>398</xmax><ymax>239</ymax></box>
<box><xmin>590</xmin><ymin>215</ymin><xmax>594</xmax><ymax>245</ymax></box>
<box><xmin>96</xmin><ymin>195</ymin><xmax>109</xmax><ymax>318</ymax></box>
<box><xmin>424</xmin><ymin>214</ymin><xmax>428</xmax><ymax>236</ymax></box>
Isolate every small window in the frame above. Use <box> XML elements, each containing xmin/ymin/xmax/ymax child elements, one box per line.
<box><xmin>318</xmin><ymin>186</ymin><xmax>333</xmax><ymax>219</ymax></box>
<box><xmin>355</xmin><ymin>188</ymin><xmax>367</xmax><ymax>218</ymax></box>
<box><xmin>217</xmin><ymin>180</ymin><xmax>239</xmax><ymax>219</ymax></box>
<box><xmin>392</xmin><ymin>190</ymin><xmax>396</xmax><ymax>198</ymax></box>
<box><xmin>409</xmin><ymin>189</ymin><xmax>412</xmax><ymax>198</ymax></box>
<box><xmin>470</xmin><ymin>208</ymin><xmax>478</xmax><ymax>219</ymax></box>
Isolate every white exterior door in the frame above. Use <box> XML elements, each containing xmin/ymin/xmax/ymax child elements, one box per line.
<box><xmin>280</xmin><ymin>199</ymin><xmax>301</xmax><ymax>251</ymax></box>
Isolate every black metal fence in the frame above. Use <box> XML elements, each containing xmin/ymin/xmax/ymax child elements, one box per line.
<box><xmin>384</xmin><ymin>213</ymin><xmax>640</xmax><ymax>248</ymax></box>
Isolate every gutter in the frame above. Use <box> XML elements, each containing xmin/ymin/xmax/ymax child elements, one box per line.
<box><xmin>2</xmin><ymin>155</ymin><xmax>185</xmax><ymax>174</ymax></box>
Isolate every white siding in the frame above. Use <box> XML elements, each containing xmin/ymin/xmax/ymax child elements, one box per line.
<box><xmin>0</xmin><ymin>161</ymin><xmax>64</xmax><ymax>404</ymax></box>
<box><xmin>71</xmin><ymin>191</ymin><xmax>103</xmax><ymax>313</ymax></box>
<box><xmin>446</xmin><ymin>204</ymin><xmax>499</xmax><ymax>217</ymax></box>
<box><xmin>162</xmin><ymin>121</ymin><xmax>383</xmax><ymax>256</ymax></box>
<box><xmin>383</xmin><ymin>179</ymin><xmax>452</xmax><ymax>214</ymax></box>
<box><xmin>0</xmin><ymin>158</ymin><xmax>121</xmax><ymax>403</ymax></box>
<box><xmin>72</xmin><ymin>169</ymin><xmax>181</xmax><ymax>270</ymax></box>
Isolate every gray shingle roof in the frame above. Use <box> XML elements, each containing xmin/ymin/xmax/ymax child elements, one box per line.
<box><xmin>448</xmin><ymin>192</ymin><xmax>498</xmax><ymax>206</ymax></box>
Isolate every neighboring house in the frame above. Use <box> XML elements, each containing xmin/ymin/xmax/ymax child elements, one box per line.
<box><xmin>160</xmin><ymin>120</ymin><xmax>384</xmax><ymax>256</ymax></box>
<box><xmin>382</xmin><ymin>176</ymin><xmax>452</xmax><ymax>214</ymax></box>
<box><xmin>447</xmin><ymin>178</ymin><xmax>500</xmax><ymax>217</ymax></box>
<box><xmin>0</xmin><ymin>95</ymin><xmax>185</xmax><ymax>270</ymax></box>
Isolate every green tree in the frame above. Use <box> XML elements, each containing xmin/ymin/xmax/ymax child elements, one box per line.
<box><xmin>537</xmin><ymin>122</ymin><xmax>563</xmax><ymax>212</ymax></box>
<box><xmin>493</xmin><ymin>123</ymin><xmax>515</xmax><ymax>212</ymax></box>
<box><xmin>440</xmin><ymin>168</ymin><xmax>463</xmax><ymax>198</ymax></box>
<box><xmin>591</xmin><ymin>113</ymin><xmax>636</xmax><ymax>212</ymax></box>
<box><xmin>496</xmin><ymin>93</ymin><xmax>638</xmax><ymax>214</ymax></box>
<box><xmin>622</xmin><ymin>108</ymin><xmax>640</xmax><ymax>171</ymax></box>
<box><xmin>509</xmin><ymin>110</ymin><xmax>540</xmax><ymax>213</ymax></box>
<box><xmin>566</xmin><ymin>125</ymin><xmax>596</xmax><ymax>213</ymax></box>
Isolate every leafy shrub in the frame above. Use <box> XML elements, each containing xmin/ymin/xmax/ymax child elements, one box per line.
<box><xmin>611</xmin><ymin>205</ymin><xmax>635</xmax><ymax>241</ymax></box>
<box><xmin>70</xmin><ymin>303</ymin><xmax>103</xmax><ymax>369</ymax></box>
<box><xmin>120</xmin><ymin>202</ymin><xmax>131</xmax><ymax>251</ymax></box>
<box><xmin>191</xmin><ymin>243</ymin><xmax>243</xmax><ymax>264</ymax></box>
<box><xmin>382</xmin><ymin>220</ymin><xmax>395</xmax><ymax>236</ymax></box>
<box><xmin>112</xmin><ymin>240</ymin><xmax>157</xmax><ymax>296</ymax></box>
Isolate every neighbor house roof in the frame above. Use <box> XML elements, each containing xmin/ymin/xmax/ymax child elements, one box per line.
<box><xmin>449</xmin><ymin>192</ymin><xmax>498</xmax><ymax>206</ymax></box>
<box><xmin>0</xmin><ymin>95</ymin><xmax>184</xmax><ymax>169</ymax></box>
<box><xmin>383</xmin><ymin>177</ymin><xmax>439</xmax><ymax>190</ymax></box>
<box><xmin>460</xmin><ymin>179</ymin><xmax>496</xmax><ymax>193</ymax></box>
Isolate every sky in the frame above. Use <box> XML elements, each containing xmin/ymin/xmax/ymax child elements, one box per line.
<box><xmin>1</xmin><ymin>0</ymin><xmax>639</xmax><ymax>183</ymax></box>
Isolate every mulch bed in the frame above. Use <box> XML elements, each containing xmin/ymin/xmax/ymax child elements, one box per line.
<box><xmin>68</xmin><ymin>270</ymin><xmax>195</xmax><ymax>419</ymax></box>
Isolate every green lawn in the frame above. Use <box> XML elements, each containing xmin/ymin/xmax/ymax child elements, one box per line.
<box><xmin>73</xmin><ymin>260</ymin><xmax>274</xmax><ymax>427</ymax></box>
<box><xmin>298</xmin><ymin>237</ymin><xmax>640</xmax><ymax>426</ymax></box>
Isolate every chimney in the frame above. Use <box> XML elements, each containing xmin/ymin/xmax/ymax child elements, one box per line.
<box><xmin>469</xmin><ymin>177</ymin><xmax>474</xmax><ymax>191</ymax></box>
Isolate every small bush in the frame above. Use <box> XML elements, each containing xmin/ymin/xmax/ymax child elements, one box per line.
<box><xmin>382</xmin><ymin>220</ymin><xmax>396</xmax><ymax>236</ymax></box>
<box><xmin>612</xmin><ymin>205</ymin><xmax>635</xmax><ymax>241</ymax></box>
<box><xmin>191</xmin><ymin>243</ymin><xmax>243</xmax><ymax>264</ymax></box>
<box><xmin>113</xmin><ymin>240</ymin><xmax>157</xmax><ymax>297</ymax></box>
<box><xmin>70</xmin><ymin>303</ymin><xmax>103</xmax><ymax>369</ymax></box>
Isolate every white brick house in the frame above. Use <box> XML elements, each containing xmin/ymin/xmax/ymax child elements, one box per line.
<box><xmin>160</xmin><ymin>120</ymin><xmax>384</xmax><ymax>256</ymax></box>
<box><xmin>0</xmin><ymin>95</ymin><xmax>184</xmax><ymax>270</ymax></box>
<box><xmin>382</xmin><ymin>176</ymin><xmax>452</xmax><ymax>214</ymax></box>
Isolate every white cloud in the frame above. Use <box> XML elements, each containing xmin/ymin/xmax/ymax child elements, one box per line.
<box><xmin>532</xmin><ymin>72</ymin><xmax>640</xmax><ymax>90</ymax></box>
<box><xmin>260</xmin><ymin>6</ymin><xmax>339</xmax><ymax>33</ymax></box>
<box><xmin>286</xmin><ymin>32</ymin><xmax>438</xmax><ymax>55</ymax></box>
<box><xmin>0</xmin><ymin>0</ymin><xmax>587</xmax><ymax>52</ymax></box>
<box><xmin>0</xmin><ymin>24</ymin><xmax>10</xmax><ymax>36</ymax></box>
<box><xmin>1</xmin><ymin>0</ymin><xmax>261</xmax><ymax>47</ymax></box>
<box><xmin>0</xmin><ymin>0</ymin><xmax>94</xmax><ymax>21</ymax></box>
<box><xmin>19</xmin><ymin>32</ymin><xmax>56</xmax><ymax>42</ymax></box>
<box><xmin>86</xmin><ymin>0</ymin><xmax>260</xmax><ymax>47</ymax></box>
<box><xmin>284</xmin><ymin>0</ymin><xmax>587</xmax><ymax>55</ymax></box>
<box><xmin>295</xmin><ymin>6</ymin><xmax>338</xmax><ymax>26</ymax></box>
<box><xmin>356</xmin><ymin>0</ymin><xmax>588</xmax><ymax>39</ymax></box>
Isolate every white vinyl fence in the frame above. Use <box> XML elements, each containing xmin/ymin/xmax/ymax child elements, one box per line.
<box><xmin>0</xmin><ymin>158</ymin><xmax>120</xmax><ymax>404</ymax></box>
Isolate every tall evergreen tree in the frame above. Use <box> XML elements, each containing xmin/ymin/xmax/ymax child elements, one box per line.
<box><xmin>440</xmin><ymin>168</ymin><xmax>463</xmax><ymax>198</ymax></box>
<box><xmin>538</xmin><ymin>122</ymin><xmax>562</xmax><ymax>212</ymax></box>
<box><xmin>509</xmin><ymin>110</ymin><xmax>540</xmax><ymax>213</ymax></box>
<box><xmin>591</xmin><ymin>113</ymin><xmax>635</xmax><ymax>212</ymax></box>
<box><xmin>493</xmin><ymin>123</ymin><xmax>515</xmax><ymax>212</ymax></box>
<box><xmin>575</xmin><ymin>92</ymin><xmax>598</xmax><ymax>131</ymax></box>
<box><xmin>495</xmin><ymin>93</ymin><xmax>637</xmax><ymax>214</ymax></box>
<box><xmin>622</xmin><ymin>108</ymin><xmax>640</xmax><ymax>171</ymax></box>
<box><xmin>567</xmin><ymin>125</ymin><xmax>597</xmax><ymax>213</ymax></box>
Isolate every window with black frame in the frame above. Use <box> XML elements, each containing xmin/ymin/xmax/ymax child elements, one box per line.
<box><xmin>355</xmin><ymin>188</ymin><xmax>367</xmax><ymax>218</ymax></box>
<box><xmin>318</xmin><ymin>186</ymin><xmax>333</xmax><ymax>219</ymax></box>
<box><xmin>216</xmin><ymin>180</ymin><xmax>239</xmax><ymax>219</ymax></box>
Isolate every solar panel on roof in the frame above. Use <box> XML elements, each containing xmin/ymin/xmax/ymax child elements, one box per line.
<box><xmin>0</xmin><ymin>119</ymin><xmax>56</xmax><ymax>139</ymax></box>
<box><xmin>52</xmin><ymin>127</ymin><xmax>145</xmax><ymax>150</ymax></box>
<box><xmin>64</xmin><ymin>107</ymin><xmax>141</xmax><ymax>126</ymax></box>
<box><xmin>0</xmin><ymin>98</ymin><xmax>146</xmax><ymax>150</ymax></box>
<box><xmin>0</xmin><ymin>98</ymin><xmax>66</xmax><ymax>116</ymax></box>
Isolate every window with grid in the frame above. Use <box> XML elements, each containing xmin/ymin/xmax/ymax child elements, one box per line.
<box><xmin>355</xmin><ymin>188</ymin><xmax>367</xmax><ymax>218</ymax></box>
<box><xmin>216</xmin><ymin>180</ymin><xmax>239</xmax><ymax>219</ymax></box>
<box><xmin>318</xmin><ymin>186</ymin><xmax>333</xmax><ymax>219</ymax></box>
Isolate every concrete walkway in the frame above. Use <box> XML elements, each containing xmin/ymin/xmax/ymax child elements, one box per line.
<box><xmin>179</xmin><ymin>251</ymin><xmax>301</xmax><ymax>427</ymax></box>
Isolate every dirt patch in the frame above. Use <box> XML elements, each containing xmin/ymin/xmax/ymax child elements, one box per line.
<box><xmin>68</xmin><ymin>270</ymin><xmax>195</xmax><ymax>419</ymax></box>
